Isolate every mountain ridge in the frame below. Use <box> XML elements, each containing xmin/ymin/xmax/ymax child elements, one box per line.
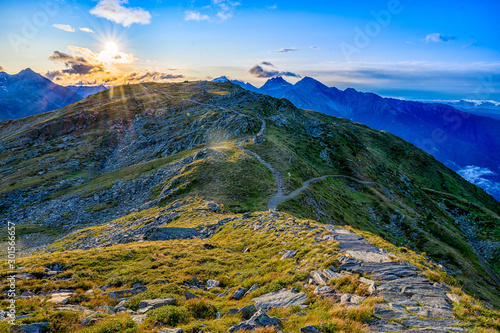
<box><xmin>1</xmin><ymin>81</ymin><xmax>499</xmax><ymax>331</ymax></box>
<box><xmin>0</xmin><ymin>69</ymin><xmax>83</xmax><ymax>121</ymax></box>
<box><xmin>228</xmin><ymin>76</ymin><xmax>500</xmax><ymax>201</ymax></box>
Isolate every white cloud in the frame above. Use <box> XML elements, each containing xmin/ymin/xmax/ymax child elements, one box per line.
<box><xmin>52</xmin><ymin>24</ymin><xmax>75</xmax><ymax>32</ymax></box>
<box><xmin>273</xmin><ymin>47</ymin><xmax>300</xmax><ymax>53</ymax></box>
<box><xmin>185</xmin><ymin>0</ymin><xmax>240</xmax><ymax>23</ymax></box>
<box><xmin>458</xmin><ymin>165</ymin><xmax>500</xmax><ymax>194</ymax></box>
<box><xmin>185</xmin><ymin>10</ymin><xmax>210</xmax><ymax>21</ymax></box>
<box><xmin>310</xmin><ymin>46</ymin><xmax>320</xmax><ymax>50</ymax></box>
<box><xmin>267</xmin><ymin>4</ymin><xmax>278</xmax><ymax>10</ymax></box>
<box><xmin>90</xmin><ymin>0</ymin><xmax>151</xmax><ymax>27</ymax></box>
<box><xmin>426</xmin><ymin>33</ymin><xmax>456</xmax><ymax>43</ymax></box>
<box><xmin>79</xmin><ymin>27</ymin><xmax>95</xmax><ymax>33</ymax></box>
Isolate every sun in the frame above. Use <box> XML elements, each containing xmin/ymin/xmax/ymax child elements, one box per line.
<box><xmin>105</xmin><ymin>41</ymin><xmax>119</xmax><ymax>53</ymax></box>
<box><xmin>97</xmin><ymin>41</ymin><xmax>132</xmax><ymax>65</ymax></box>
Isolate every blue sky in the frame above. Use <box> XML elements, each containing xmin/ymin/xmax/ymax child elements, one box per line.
<box><xmin>0</xmin><ymin>0</ymin><xmax>499</xmax><ymax>101</ymax></box>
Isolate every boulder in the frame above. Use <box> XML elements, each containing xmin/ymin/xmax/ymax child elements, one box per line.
<box><xmin>350</xmin><ymin>295</ymin><xmax>366</xmax><ymax>305</ymax></box>
<box><xmin>300</xmin><ymin>326</ymin><xmax>322</xmax><ymax>333</ymax></box>
<box><xmin>322</xmin><ymin>268</ymin><xmax>341</xmax><ymax>280</ymax></box>
<box><xmin>240</xmin><ymin>304</ymin><xmax>258</xmax><ymax>319</ymax></box>
<box><xmin>228</xmin><ymin>310</ymin><xmax>281</xmax><ymax>333</ymax></box>
<box><xmin>108</xmin><ymin>286</ymin><xmax>147</xmax><ymax>301</ymax></box>
<box><xmin>359</xmin><ymin>277</ymin><xmax>376</xmax><ymax>294</ymax></box>
<box><xmin>10</xmin><ymin>323</ymin><xmax>49</xmax><ymax>333</ymax></box>
<box><xmin>253</xmin><ymin>288</ymin><xmax>308</xmax><ymax>310</ymax></box>
<box><xmin>310</xmin><ymin>270</ymin><xmax>330</xmax><ymax>285</ymax></box>
<box><xmin>159</xmin><ymin>329</ymin><xmax>185</xmax><ymax>333</ymax></box>
<box><xmin>95</xmin><ymin>305</ymin><xmax>115</xmax><ymax>314</ymax></box>
<box><xmin>231</xmin><ymin>287</ymin><xmax>248</xmax><ymax>300</ymax></box>
<box><xmin>138</xmin><ymin>298</ymin><xmax>176</xmax><ymax>314</ymax></box>
<box><xmin>206</xmin><ymin>279</ymin><xmax>220</xmax><ymax>290</ymax></box>
<box><xmin>446</xmin><ymin>293</ymin><xmax>462</xmax><ymax>303</ymax></box>
<box><xmin>48</xmin><ymin>291</ymin><xmax>74</xmax><ymax>305</ymax></box>
<box><xmin>185</xmin><ymin>291</ymin><xmax>200</xmax><ymax>300</ymax></box>
<box><xmin>280</xmin><ymin>250</ymin><xmax>298</xmax><ymax>260</ymax></box>
<box><xmin>244</xmin><ymin>283</ymin><xmax>259</xmax><ymax>296</ymax></box>
<box><xmin>314</xmin><ymin>286</ymin><xmax>334</xmax><ymax>294</ymax></box>
<box><xmin>131</xmin><ymin>315</ymin><xmax>147</xmax><ymax>324</ymax></box>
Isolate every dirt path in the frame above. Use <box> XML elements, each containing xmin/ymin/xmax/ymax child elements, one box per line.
<box><xmin>154</xmin><ymin>87</ymin><xmax>414</xmax><ymax>213</ymax></box>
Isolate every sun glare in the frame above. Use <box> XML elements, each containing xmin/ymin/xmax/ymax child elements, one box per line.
<box><xmin>97</xmin><ymin>40</ymin><xmax>132</xmax><ymax>64</ymax></box>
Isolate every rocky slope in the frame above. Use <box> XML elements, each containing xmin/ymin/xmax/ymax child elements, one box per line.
<box><xmin>0</xmin><ymin>81</ymin><xmax>499</xmax><ymax>332</ymax></box>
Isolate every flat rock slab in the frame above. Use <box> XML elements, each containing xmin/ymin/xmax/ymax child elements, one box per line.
<box><xmin>374</xmin><ymin>304</ymin><xmax>416</xmax><ymax>321</ymax></box>
<box><xmin>402</xmin><ymin>319</ymin><xmax>463</xmax><ymax>328</ymax></box>
<box><xmin>48</xmin><ymin>292</ymin><xmax>74</xmax><ymax>305</ymax></box>
<box><xmin>346</xmin><ymin>250</ymin><xmax>391</xmax><ymax>263</ymax></box>
<box><xmin>369</xmin><ymin>320</ymin><xmax>406</xmax><ymax>332</ymax></box>
<box><xmin>406</xmin><ymin>306</ymin><xmax>453</xmax><ymax>318</ymax></box>
<box><xmin>138</xmin><ymin>298</ymin><xmax>176</xmax><ymax>314</ymax></box>
<box><xmin>253</xmin><ymin>288</ymin><xmax>307</xmax><ymax>310</ymax></box>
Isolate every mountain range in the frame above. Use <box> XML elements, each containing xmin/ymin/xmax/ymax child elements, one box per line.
<box><xmin>215</xmin><ymin>76</ymin><xmax>500</xmax><ymax>201</ymax></box>
<box><xmin>0</xmin><ymin>69</ymin><xmax>108</xmax><ymax>121</ymax></box>
<box><xmin>1</xmin><ymin>81</ymin><xmax>500</xmax><ymax>331</ymax></box>
<box><xmin>0</xmin><ymin>68</ymin><xmax>83</xmax><ymax>121</ymax></box>
<box><xmin>1</xmin><ymin>69</ymin><xmax>499</xmax><ymax>201</ymax></box>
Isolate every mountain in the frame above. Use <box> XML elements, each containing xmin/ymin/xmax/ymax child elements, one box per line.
<box><xmin>0</xmin><ymin>68</ymin><xmax>83</xmax><ymax>120</ymax></box>
<box><xmin>259</xmin><ymin>76</ymin><xmax>293</xmax><ymax>95</ymax></box>
<box><xmin>66</xmin><ymin>84</ymin><xmax>108</xmax><ymax>98</ymax></box>
<box><xmin>0</xmin><ymin>81</ymin><xmax>499</xmax><ymax>331</ymax></box>
<box><xmin>230</xmin><ymin>79</ymin><xmax>259</xmax><ymax>92</ymax></box>
<box><xmin>212</xmin><ymin>76</ymin><xmax>259</xmax><ymax>92</ymax></box>
<box><xmin>212</xmin><ymin>76</ymin><xmax>230</xmax><ymax>82</ymax></box>
<box><xmin>252</xmin><ymin>76</ymin><xmax>500</xmax><ymax>201</ymax></box>
<box><xmin>442</xmin><ymin>100</ymin><xmax>500</xmax><ymax>121</ymax></box>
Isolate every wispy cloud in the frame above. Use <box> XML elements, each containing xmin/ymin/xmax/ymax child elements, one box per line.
<box><xmin>90</xmin><ymin>0</ymin><xmax>151</xmax><ymax>27</ymax></box>
<box><xmin>52</xmin><ymin>24</ymin><xmax>75</xmax><ymax>32</ymax></box>
<box><xmin>261</xmin><ymin>61</ymin><xmax>275</xmax><ymax>66</ymax></box>
<box><xmin>267</xmin><ymin>4</ymin><xmax>278</xmax><ymax>10</ymax></box>
<box><xmin>463</xmin><ymin>41</ymin><xmax>479</xmax><ymax>49</ymax></box>
<box><xmin>310</xmin><ymin>46</ymin><xmax>320</xmax><ymax>50</ymax></box>
<box><xmin>458</xmin><ymin>165</ymin><xmax>500</xmax><ymax>196</ymax></box>
<box><xmin>46</xmin><ymin>46</ymin><xmax>186</xmax><ymax>85</ymax></box>
<box><xmin>426</xmin><ymin>33</ymin><xmax>456</xmax><ymax>43</ymax></box>
<box><xmin>185</xmin><ymin>10</ymin><xmax>210</xmax><ymax>21</ymax></box>
<box><xmin>249</xmin><ymin>63</ymin><xmax>301</xmax><ymax>78</ymax></box>
<box><xmin>125</xmin><ymin>71</ymin><xmax>185</xmax><ymax>82</ymax></box>
<box><xmin>273</xmin><ymin>47</ymin><xmax>300</xmax><ymax>53</ymax></box>
<box><xmin>185</xmin><ymin>0</ymin><xmax>240</xmax><ymax>23</ymax></box>
<box><xmin>79</xmin><ymin>27</ymin><xmax>95</xmax><ymax>33</ymax></box>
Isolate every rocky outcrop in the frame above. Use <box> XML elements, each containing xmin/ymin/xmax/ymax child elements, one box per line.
<box><xmin>321</xmin><ymin>225</ymin><xmax>466</xmax><ymax>332</ymax></box>
<box><xmin>252</xmin><ymin>288</ymin><xmax>308</xmax><ymax>310</ymax></box>
<box><xmin>228</xmin><ymin>310</ymin><xmax>281</xmax><ymax>333</ymax></box>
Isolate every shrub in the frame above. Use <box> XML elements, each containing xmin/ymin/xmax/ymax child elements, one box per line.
<box><xmin>80</xmin><ymin>315</ymin><xmax>137</xmax><ymax>333</ymax></box>
<box><xmin>147</xmin><ymin>305</ymin><xmax>189</xmax><ymax>326</ymax></box>
<box><xmin>185</xmin><ymin>299</ymin><xmax>217</xmax><ymax>319</ymax></box>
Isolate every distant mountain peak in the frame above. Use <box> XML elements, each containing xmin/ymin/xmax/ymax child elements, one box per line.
<box><xmin>268</xmin><ymin>76</ymin><xmax>288</xmax><ymax>83</ymax></box>
<box><xmin>212</xmin><ymin>76</ymin><xmax>230</xmax><ymax>83</ymax></box>
<box><xmin>18</xmin><ymin>68</ymin><xmax>36</xmax><ymax>75</ymax></box>
<box><xmin>260</xmin><ymin>76</ymin><xmax>292</xmax><ymax>92</ymax></box>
